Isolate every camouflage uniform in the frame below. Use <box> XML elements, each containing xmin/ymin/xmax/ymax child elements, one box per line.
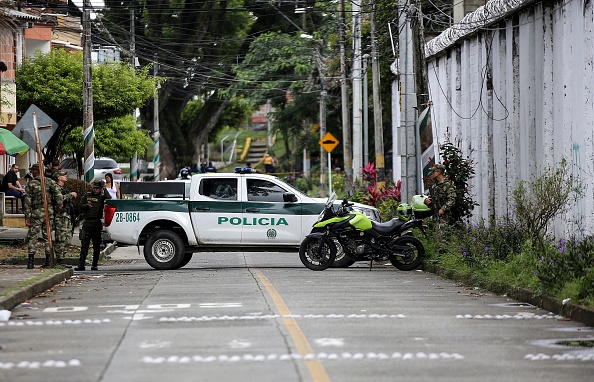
<box><xmin>429</xmin><ymin>179</ymin><xmax>456</xmax><ymax>224</ymax></box>
<box><xmin>53</xmin><ymin>172</ymin><xmax>75</xmax><ymax>264</ymax></box>
<box><xmin>24</xmin><ymin>168</ymin><xmax>63</xmax><ymax>268</ymax></box>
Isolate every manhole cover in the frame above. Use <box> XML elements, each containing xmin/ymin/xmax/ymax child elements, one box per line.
<box><xmin>490</xmin><ymin>302</ymin><xmax>535</xmax><ymax>308</ymax></box>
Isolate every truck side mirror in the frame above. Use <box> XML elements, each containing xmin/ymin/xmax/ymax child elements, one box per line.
<box><xmin>283</xmin><ymin>193</ymin><xmax>298</xmax><ymax>203</ymax></box>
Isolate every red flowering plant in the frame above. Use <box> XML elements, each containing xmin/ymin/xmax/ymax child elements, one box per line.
<box><xmin>358</xmin><ymin>162</ymin><xmax>402</xmax><ymax>207</ymax></box>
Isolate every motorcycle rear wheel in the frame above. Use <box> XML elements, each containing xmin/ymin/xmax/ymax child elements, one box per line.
<box><xmin>389</xmin><ymin>236</ymin><xmax>424</xmax><ymax>271</ymax></box>
<box><xmin>299</xmin><ymin>237</ymin><xmax>337</xmax><ymax>271</ymax></box>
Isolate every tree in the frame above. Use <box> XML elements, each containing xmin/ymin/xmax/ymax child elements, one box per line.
<box><xmin>99</xmin><ymin>0</ymin><xmax>332</xmax><ymax>176</ymax></box>
<box><xmin>233</xmin><ymin>31</ymin><xmax>320</xmax><ymax>170</ymax></box>
<box><xmin>16</xmin><ymin>49</ymin><xmax>156</xmax><ymax>161</ymax></box>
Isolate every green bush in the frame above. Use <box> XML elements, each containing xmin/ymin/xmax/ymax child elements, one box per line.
<box><xmin>512</xmin><ymin>158</ymin><xmax>583</xmax><ymax>250</ymax></box>
<box><xmin>436</xmin><ymin>142</ymin><xmax>478</xmax><ymax>224</ymax></box>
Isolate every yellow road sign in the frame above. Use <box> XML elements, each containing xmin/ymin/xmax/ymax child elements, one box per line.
<box><xmin>319</xmin><ymin>132</ymin><xmax>339</xmax><ymax>153</ymax></box>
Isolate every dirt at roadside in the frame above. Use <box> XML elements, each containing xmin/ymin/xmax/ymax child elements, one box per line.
<box><xmin>0</xmin><ymin>241</ymin><xmax>80</xmax><ymax>262</ymax></box>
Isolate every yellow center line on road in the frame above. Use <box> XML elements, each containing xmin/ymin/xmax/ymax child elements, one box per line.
<box><xmin>254</xmin><ymin>270</ymin><xmax>331</xmax><ymax>382</ymax></box>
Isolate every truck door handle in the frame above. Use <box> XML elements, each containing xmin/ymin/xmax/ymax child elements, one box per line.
<box><xmin>195</xmin><ymin>206</ymin><xmax>210</xmax><ymax>211</ymax></box>
<box><xmin>245</xmin><ymin>208</ymin><xmax>260</xmax><ymax>213</ymax></box>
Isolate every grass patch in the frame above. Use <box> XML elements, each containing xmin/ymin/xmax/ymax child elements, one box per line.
<box><xmin>0</xmin><ymin>268</ymin><xmax>64</xmax><ymax>298</ymax></box>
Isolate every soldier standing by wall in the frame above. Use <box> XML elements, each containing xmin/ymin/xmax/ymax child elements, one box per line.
<box><xmin>53</xmin><ymin>170</ymin><xmax>77</xmax><ymax>268</ymax></box>
<box><xmin>76</xmin><ymin>180</ymin><xmax>111</xmax><ymax>271</ymax></box>
<box><xmin>424</xmin><ymin>163</ymin><xmax>456</xmax><ymax>224</ymax></box>
<box><xmin>24</xmin><ymin>164</ymin><xmax>64</xmax><ymax>269</ymax></box>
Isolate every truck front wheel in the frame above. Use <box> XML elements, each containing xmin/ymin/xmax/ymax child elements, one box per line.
<box><xmin>144</xmin><ymin>230</ymin><xmax>185</xmax><ymax>270</ymax></box>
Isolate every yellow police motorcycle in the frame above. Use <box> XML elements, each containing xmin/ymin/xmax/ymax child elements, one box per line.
<box><xmin>299</xmin><ymin>193</ymin><xmax>427</xmax><ymax>271</ymax></box>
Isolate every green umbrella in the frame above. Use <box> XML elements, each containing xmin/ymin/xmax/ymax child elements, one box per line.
<box><xmin>0</xmin><ymin>128</ymin><xmax>30</xmax><ymax>155</ymax></box>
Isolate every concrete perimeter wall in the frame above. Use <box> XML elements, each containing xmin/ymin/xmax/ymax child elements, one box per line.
<box><xmin>425</xmin><ymin>0</ymin><xmax>594</xmax><ymax>238</ymax></box>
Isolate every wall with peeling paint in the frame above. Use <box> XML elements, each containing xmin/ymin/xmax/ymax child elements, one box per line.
<box><xmin>425</xmin><ymin>0</ymin><xmax>593</xmax><ymax>237</ymax></box>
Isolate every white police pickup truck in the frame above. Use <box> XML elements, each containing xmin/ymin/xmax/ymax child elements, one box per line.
<box><xmin>103</xmin><ymin>169</ymin><xmax>380</xmax><ymax>270</ymax></box>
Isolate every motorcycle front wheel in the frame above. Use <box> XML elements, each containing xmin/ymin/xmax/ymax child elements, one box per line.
<box><xmin>299</xmin><ymin>237</ymin><xmax>337</xmax><ymax>271</ymax></box>
<box><xmin>388</xmin><ymin>236</ymin><xmax>424</xmax><ymax>271</ymax></box>
<box><xmin>330</xmin><ymin>239</ymin><xmax>356</xmax><ymax>268</ymax></box>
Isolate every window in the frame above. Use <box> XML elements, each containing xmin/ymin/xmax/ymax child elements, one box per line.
<box><xmin>95</xmin><ymin>159</ymin><xmax>118</xmax><ymax>169</ymax></box>
<box><xmin>200</xmin><ymin>178</ymin><xmax>237</xmax><ymax>200</ymax></box>
<box><xmin>247</xmin><ymin>179</ymin><xmax>287</xmax><ymax>202</ymax></box>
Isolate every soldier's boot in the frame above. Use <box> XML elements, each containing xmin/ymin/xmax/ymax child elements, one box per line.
<box><xmin>40</xmin><ymin>254</ymin><xmax>51</xmax><ymax>268</ymax></box>
<box><xmin>91</xmin><ymin>254</ymin><xmax>99</xmax><ymax>271</ymax></box>
<box><xmin>27</xmin><ymin>254</ymin><xmax>35</xmax><ymax>269</ymax></box>
<box><xmin>56</xmin><ymin>258</ymin><xmax>73</xmax><ymax>269</ymax></box>
<box><xmin>75</xmin><ymin>255</ymin><xmax>86</xmax><ymax>271</ymax></box>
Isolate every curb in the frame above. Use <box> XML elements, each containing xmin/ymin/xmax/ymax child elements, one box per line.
<box><xmin>423</xmin><ymin>263</ymin><xmax>594</xmax><ymax>327</ymax></box>
<box><xmin>0</xmin><ymin>268</ymin><xmax>73</xmax><ymax>311</ymax></box>
<box><xmin>0</xmin><ymin>243</ymin><xmax>116</xmax><ymax>311</ymax></box>
<box><xmin>2</xmin><ymin>241</ymin><xmax>117</xmax><ymax>266</ymax></box>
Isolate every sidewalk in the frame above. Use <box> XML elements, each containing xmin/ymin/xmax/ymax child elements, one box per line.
<box><xmin>0</xmin><ymin>227</ymin><xmax>117</xmax><ymax>311</ymax></box>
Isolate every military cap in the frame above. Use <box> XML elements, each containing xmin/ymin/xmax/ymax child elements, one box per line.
<box><xmin>430</xmin><ymin>163</ymin><xmax>446</xmax><ymax>173</ymax></box>
<box><xmin>91</xmin><ymin>180</ymin><xmax>104</xmax><ymax>188</ymax></box>
<box><xmin>53</xmin><ymin>170</ymin><xmax>67</xmax><ymax>180</ymax></box>
<box><xmin>30</xmin><ymin>163</ymin><xmax>40</xmax><ymax>171</ymax></box>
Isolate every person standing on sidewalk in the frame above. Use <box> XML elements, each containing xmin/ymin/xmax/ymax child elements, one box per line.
<box><xmin>53</xmin><ymin>170</ymin><xmax>77</xmax><ymax>268</ymax></box>
<box><xmin>24</xmin><ymin>164</ymin><xmax>63</xmax><ymax>269</ymax></box>
<box><xmin>76</xmin><ymin>180</ymin><xmax>111</xmax><ymax>271</ymax></box>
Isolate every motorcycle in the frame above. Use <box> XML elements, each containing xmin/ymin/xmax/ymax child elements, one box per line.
<box><xmin>299</xmin><ymin>193</ymin><xmax>427</xmax><ymax>271</ymax></box>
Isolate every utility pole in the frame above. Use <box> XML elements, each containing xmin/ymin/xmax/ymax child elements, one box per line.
<box><xmin>399</xmin><ymin>0</ymin><xmax>418</xmax><ymax>201</ymax></box>
<box><xmin>130</xmin><ymin>8</ymin><xmax>139</xmax><ymax>182</ymax></box>
<box><xmin>410</xmin><ymin>0</ymin><xmax>429</xmax><ymax>193</ymax></box>
<box><xmin>351</xmin><ymin>0</ymin><xmax>362</xmax><ymax>180</ymax></box>
<box><xmin>410</xmin><ymin>0</ymin><xmax>429</xmax><ymax>112</ymax></box>
<box><xmin>153</xmin><ymin>54</ymin><xmax>160</xmax><ymax>181</ymax></box>
<box><xmin>82</xmin><ymin>0</ymin><xmax>94</xmax><ymax>183</ymax></box>
<box><xmin>340</xmin><ymin>0</ymin><xmax>352</xmax><ymax>192</ymax></box>
<box><xmin>363</xmin><ymin>53</ymin><xmax>370</xmax><ymax>166</ymax></box>
<box><xmin>370</xmin><ymin>0</ymin><xmax>385</xmax><ymax>190</ymax></box>
<box><xmin>319</xmin><ymin>88</ymin><xmax>327</xmax><ymax>197</ymax></box>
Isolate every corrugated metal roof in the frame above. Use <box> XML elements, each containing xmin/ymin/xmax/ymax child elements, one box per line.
<box><xmin>52</xmin><ymin>39</ymin><xmax>83</xmax><ymax>51</ymax></box>
<box><xmin>1</xmin><ymin>8</ymin><xmax>41</xmax><ymax>21</ymax></box>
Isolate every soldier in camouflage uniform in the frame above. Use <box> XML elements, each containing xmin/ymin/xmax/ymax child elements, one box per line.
<box><xmin>424</xmin><ymin>163</ymin><xmax>456</xmax><ymax>224</ymax></box>
<box><xmin>24</xmin><ymin>164</ymin><xmax>64</xmax><ymax>269</ymax></box>
<box><xmin>53</xmin><ymin>170</ymin><xmax>77</xmax><ymax>268</ymax></box>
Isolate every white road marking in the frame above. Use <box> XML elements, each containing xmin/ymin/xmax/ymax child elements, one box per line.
<box><xmin>228</xmin><ymin>340</ymin><xmax>252</xmax><ymax>349</ymax></box>
<box><xmin>124</xmin><ymin>313</ymin><xmax>153</xmax><ymax>321</ymax></box>
<box><xmin>0</xmin><ymin>359</ymin><xmax>81</xmax><ymax>369</ymax></box>
<box><xmin>107</xmin><ymin>309</ymin><xmax>174</xmax><ymax>314</ymax></box>
<box><xmin>148</xmin><ymin>304</ymin><xmax>191</xmax><ymax>309</ymax></box>
<box><xmin>43</xmin><ymin>307</ymin><xmax>88</xmax><ymax>313</ymax></box>
<box><xmin>159</xmin><ymin>314</ymin><xmax>406</xmax><ymax>322</ymax></box>
<box><xmin>0</xmin><ymin>319</ymin><xmax>111</xmax><ymax>327</ymax></box>
<box><xmin>99</xmin><ymin>305</ymin><xmax>140</xmax><ymax>310</ymax></box>
<box><xmin>456</xmin><ymin>313</ymin><xmax>564</xmax><ymax>320</ymax></box>
<box><xmin>142</xmin><ymin>352</ymin><xmax>465</xmax><ymax>364</ymax></box>
<box><xmin>199</xmin><ymin>303</ymin><xmax>243</xmax><ymax>308</ymax></box>
<box><xmin>140</xmin><ymin>340</ymin><xmax>172</xmax><ymax>349</ymax></box>
<box><xmin>525</xmin><ymin>353</ymin><xmax>594</xmax><ymax>361</ymax></box>
<box><xmin>314</xmin><ymin>338</ymin><xmax>344</xmax><ymax>347</ymax></box>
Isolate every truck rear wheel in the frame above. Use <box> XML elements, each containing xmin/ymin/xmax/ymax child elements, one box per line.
<box><xmin>144</xmin><ymin>230</ymin><xmax>185</xmax><ymax>270</ymax></box>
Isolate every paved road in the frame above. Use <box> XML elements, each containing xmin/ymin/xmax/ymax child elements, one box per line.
<box><xmin>1</xmin><ymin>251</ymin><xmax>593</xmax><ymax>382</ymax></box>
